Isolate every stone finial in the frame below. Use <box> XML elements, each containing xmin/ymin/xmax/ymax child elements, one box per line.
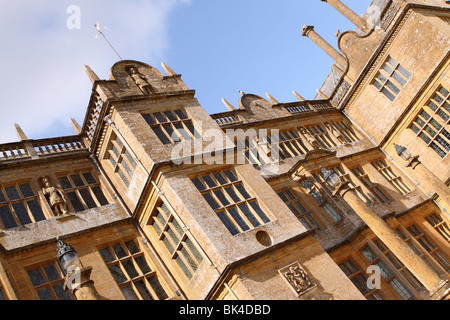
<box><xmin>14</xmin><ymin>123</ymin><xmax>28</xmax><ymax>141</ymax></box>
<box><xmin>320</xmin><ymin>0</ymin><xmax>370</xmax><ymax>34</ymax></box>
<box><xmin>316</xmin><ymin>89</ymin><xmax>329</xmax><ymax>100</ymax></box>
<box><xmin>84</xmin><ymin>65</ymin><xmax>100</xmax><ymax>84</ymax></box>
<box><xmin>301</xmin><ymin>25</ymin><xmax>315</xmax><ymax>37</ymax></box>
<box><xmin>266</xmin><ymin>93</ymin><xmax>279</xmax><ymax>105</ymax></box>
<box><xmin>239</xmin><ymin>90</ymin><xmax>246</xmax><ymax>96</ymax></box>
<box><xmin>70</xmin><ymin>118</ymin><xmax>82</xmax><ymax>135</ymax></box>
<box><xmin>301</xmin><ymin>25</ymin><xmax>347</xmax><ymax>69</ymax></box>
<box><xmin>222</xmin><ymin>98</ymin><xmax>236</xmax><ymax>111</ymax></box>
<box><xmin>292</xmin><ymin>91</ymin><xmax>305</xmax><ymax>102</ymax></box>
<box><xmin>161</xmin><ymin>62</ymin><xmax>177</xmax><ymax>76</ymax></box>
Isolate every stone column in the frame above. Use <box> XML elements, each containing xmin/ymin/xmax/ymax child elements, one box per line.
<box><xmin>333</xmin><ymin>182</ymin><xmax>444</xmax><ymax>294</ymax></box>
<box><xmin>301</xmin><ymin>25</ymin><xmax>347</xmax><ymax>69</ymax></box>
<box><xmin>64</xmin><ymin>266</ymin><xmax>99</xmax><ymax>300</ymax></box>
<box><xmin>320</xmin><ymin>0</ymin><xmax>370</xmax><ymax>34</ymax></box>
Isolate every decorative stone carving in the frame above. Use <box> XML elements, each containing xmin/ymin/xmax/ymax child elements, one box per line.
<box><xmin>40</xmin><ymin>177</ymin><xmax>68</xmax><ymax>216</ymax></box>
<box><xmin>299</xmin><ymin>127</ymin><xmax>320</xmax><ymax>149</ymax></box>
<box><xmin>325</xmin><ymin>123</ymin><xmax>345</xmax><ymax>144</ymax></box>
<box><xmin>128</xmin><ymin>66</ymin><xmax>154</xmax><ymax>94</ymax></box>
<box><xmin>280</xmin><ymin>262</ymin><xmax>315</xmax><ymax>296</ymax></box>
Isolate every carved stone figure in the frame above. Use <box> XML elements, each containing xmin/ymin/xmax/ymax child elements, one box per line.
<box><xmin>284</xmin><ymin>265</ymin><xmax>313</xmax><ymax>294</ymax></box>
<box><xmin>40</xmin><ymin>177</ymin><xmax>68</xmax><ymax>216</ymax></box>
<box><xmin>325</xmin><ymin>123</ymin><xmax>346</xmax><ymax>144</ymax></box>
<box><xmin>300</xmin><ymin>127</ymin><xmax>320</xmax><ymax>149</ymax></box>
<box><xmin>129</xmin><ymin>67</ymin><xmax>154</xmax><ymax>94</ymax></box>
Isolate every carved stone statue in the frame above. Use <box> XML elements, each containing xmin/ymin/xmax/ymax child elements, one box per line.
<box><xmin>300</xmin><ymin>127</ymin><xmax>320</xmax><ymax>149</ymax></box>
<box><xmin>40</xmin><ymin>177</ymin><xmax>68</xmax><ymax>216</ymax></box>
<box><xmin>129</xmin><ymin>67</ymin><xmax>154</xmax><ymax>94</ymax></box>
<box><xmin>325</xmin><ymin>123</ymin><xmax>346</xmax><ymax>144</ymax></box>
<box><xmin>284</xmin><ymin>265</ymin><xmax>313</xmax><ymax>294</ymax></box>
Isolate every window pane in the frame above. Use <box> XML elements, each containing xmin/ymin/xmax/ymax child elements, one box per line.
<box><xmin>112</xmin><ymin>243</ymin><xmax>128</xmax><ymax>259</ymax></box>
<box><xmin>223</xmin><ymin>170</ymin><xmax>238</xmax><ymax>182</ymax></box>
<box><xmin>125</xmin><ymin>240</ymin><xmax>140</xmax><ymax>255</ymax></box>
<box><xmin>121</xmin><ymin>284</ymin><xmax>139</xmax><ymax>300</ymax></box>
<box><xmin>19</xmin><ymin>184</ymin><xmax>34</xmax><ymax>198</ymax></box>
<box><xmin>202</xmin><ymin>175</ymin><xmax>217</xmax><ymax>188</ymax></box>
<box><xmin>0</xmin><ymin>191</ymin><xmax>6</xmax><ymax>203</ymax></box>
<box><xmin>82</xmin><ymin>172</ymin><xmax>97</xmax><ymax>185</ymax></box>
<box><xmin>249</xmin><ymin>201</ymin><xmax>271</xmax><ymax>224</ymax></box>
<box><xmin>78</xmin><ymin>189</ymin><xmax>97</xmax><ymax>209</ymax></box>
<box><xmin>0</xmin><ymin>205</ymin><xmax>17</xmax><ymax>229</ymax></box>
<box><xmin>70</xmin><ymin>174</ymin><xmax>85</xmax><ymax>187</ymax></box>
<box><xmin>99</xmin><ymin>248</ymin><xmax>115</xmax><ymax>263</ymax></box>
<box><xmin>213</xmin><ymin>189</ymin><xmax>230</xmax><ymax>207</ymax></box>
<box><xmin>109</xmin><ymin>264</ymin><xmax>127</xmax><ymax>284</ymax></box>
<box><xmin>142</xmin><ymin>113</ymin><xmax>155</xmax><ymax>125</ymax></box>
<box><xmin>152</xmin><ymin>127</ymin><xmax>171</xmax><ymax>145</ymax></box>
<box><xmin>135</xmin><ymin>280</ymin><xmax>154</xmax><ymax>300</ymax></box>
<box><xmin>43</xmin><ymin>264</ymin><xmax>61</xmax><ymax>282</ymax></box>
<box><xmin>52</xmin><ymin>282</ymin><xmax>72</xmax><ymax>300</ymax></box>
<box><xmin>92</xmin><ymin>187</ymin><xmax>109</xmax><ymax>206</ymax></box>
<box><xmin>135</xmin><ymin>255</ymin><xmax>152</xmax><ymax>275</ymax></box>
<box><xmin>147</xmin><ymin>276</ymin><xmax>169</xmax><ymax>300</ymax></box>
<box><xmin>67</xmin><ymin>192</ymin><xmax>85</xmax><ymax>212</ymax></box>
<box><xmin>36</xmin><ymin>287</ymin><xmax>54</xmax><ymax>300</ymax></box>
<box><xmin>238</xmin><ymin>203</ymin><xmax>260</xmax><ymax>228</ymax></box>
<box><xmin>27</xmin><ymin>200</ymin><xmax>45</xmax><ymax>222</ymax></box>
<box><xmin>235</xmin><ymin>184</ymin><xmax>251</xmax><ymax>200</ymax></box>
<box><xmin>5</xmin><ymin>186</ymin><xmax>20</xmax><ymax>201</ymax></box>
<box><xmin>122</xmin><ymin>259</ymin><xmax>139</xmax><ymax>279</ymax></box>
<box><xmin>224</xmin><ymin>186</ymin><xmax>241</xmax><ymax>203</ymax></box>
<box><xmin>28</xmin><ymin>269</ymin><xmax>46</xmax><ymax>286</ymax></box>
<box><xmin>202</xmin><ymin>193</ymin><xmax>220</xmax><ymax>210</ymax></box>
<box><xmin>228</xmin><ymin>207</ymin><xmax>250</xmax><ymax>232</ymax></box>
<box><xmin>164</xmin><ymin>111</ymin><xmax>177</xmax><ymax>122</ymax></box>
<box><xmin>191</xmin><ymin>178</ymin><xmax>206</xmax><ymax>191</ymax></box>
<box><xmin>216</xmin><ymin>211</ymin><xmax>239</xmax><ymax>236</ymax></box>
<box><xmin>174</xmin><ymin>109</ymin><xmax>188</xmax><ymax>120</ymax></box>
<box><xmin>12</xmin><ymin>202</ymin><xmax>32</xmax><ymax>225</ymax></box>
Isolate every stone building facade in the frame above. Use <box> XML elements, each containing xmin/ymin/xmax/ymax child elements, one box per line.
<box><xmin>0</xmin><ymin>0</ymin><xmax>449</xmax><ymax>300</ymax></box>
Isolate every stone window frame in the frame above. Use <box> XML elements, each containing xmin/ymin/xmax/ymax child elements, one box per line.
<box><xmin>142</xmin><ymin>108</ymin><xmax>197</xmax><ymax>145</ymax></box>
<box><xmin>26</xmin><ymin>261</ymin><xmax>73</xmax><ymax>300</ymax></box>
<box><xmin>338</xmin><ymin>259</ymin><xmax>384</xmax><ymax>300</ymax></box>
<box><xmin>361</xmin><ymin>238</ymin><xmax>423</xmax><ymax>300</ymax></box>
<box><xmin>148</xmin><ymin>200</ymin><xmax>204</xmax><ymax>281</ymax></box>
<box><xmin>105</xmin><ymin>132</ymin><xmax>137</xmax><ymax>188</ymax></box>
<box><xmin>409</xmin><ymin>86</ymin><xmax>450</xmax><ymax>159</ymax></box>
<box><xmin>370</xmin><ymin>159</ymin><xmax>412</xmax><ymax>195</ymax></box>
<box><xmin>396</xmin><ymin>225</ymin><xmax>450</xmax><ymax>274</ymax></box>
<box><xmin>372</xmin><ymin>56</ymin><xmax>411</xmax><ymax>101</ymax></box>
<box><xmin>298</xmin><ymin>176</ymin><xmax>343</xmax><ymax>224</ymax></box>
<box><xmin>191</xmin><ymin>169</ymin><xmax>271</xmax><ymax>236</ymax></box>
<box><xmin>98</xmin><ymin>239</ymin><xmax>169</xmax><ymax>300</ymax></box>
<box><xmin>425</xmin><ymin>213</ymin><xmax>450</xmax><ymax>243</ymax></box>
<box><xmin>57</xmin><ymin>172</ymin><xmax>109</xmax><ymax>213</ymax></box>
<box><xmin>276</xmin><ymin>188</ymin><xmax>324</xmax><ymax>232</ymax></box>
<box><xmin>0</xmin><ymin>182</ymin><xmax>46</xmax><ymax>229</ymax></box>
<box><xmin>350</xmin><ymin>166</ymin><xmax>392</xmax><ymax>205</ymax></box>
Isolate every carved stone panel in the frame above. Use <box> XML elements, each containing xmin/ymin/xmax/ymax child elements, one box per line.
<box><xmin>279</xmin><ymin>262</ymin><xmax>315</xmax><ymax>297</ymax></box>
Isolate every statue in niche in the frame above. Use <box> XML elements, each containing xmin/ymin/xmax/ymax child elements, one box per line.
<box><xmin>40</xmin><ymin>177</ymin><xmax>68</xmax><ymax>216</ymax></box>
<box><xmin>128</xmin><ymin>67</ymin><xmax>154</xmax><ymax>94</ymax></box>
<box><xmin>284</xmin><ymin>265</ymin><xmax>314</xmax><ymax>295</ymax></box>
<box><xmin>299</xmin><ymin>127</ymin><xmax>320</xmax><ymax>149</ymax></box>
<box><xmin>325</xmin><ymin>123</ymin><xmax>346</xmax><ymax>144</ymax></box>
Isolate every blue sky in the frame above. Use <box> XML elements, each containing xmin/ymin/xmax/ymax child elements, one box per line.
<box><xmin>0</xmin><ymin>0</ymin><xmax>373</xmax><ymax>144</ymax></box>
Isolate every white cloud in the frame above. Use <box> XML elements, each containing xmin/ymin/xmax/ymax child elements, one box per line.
<box><xmin>0</xmin><ymin>0</ymin><xmax>189</xmax><ymax>143</ymax></box>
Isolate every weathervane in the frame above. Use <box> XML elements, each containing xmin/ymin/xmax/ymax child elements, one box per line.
<box><xmin>94</xmin><ymin>22</ymin><xmax>123</xmax><ymax>61</ymax></box>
